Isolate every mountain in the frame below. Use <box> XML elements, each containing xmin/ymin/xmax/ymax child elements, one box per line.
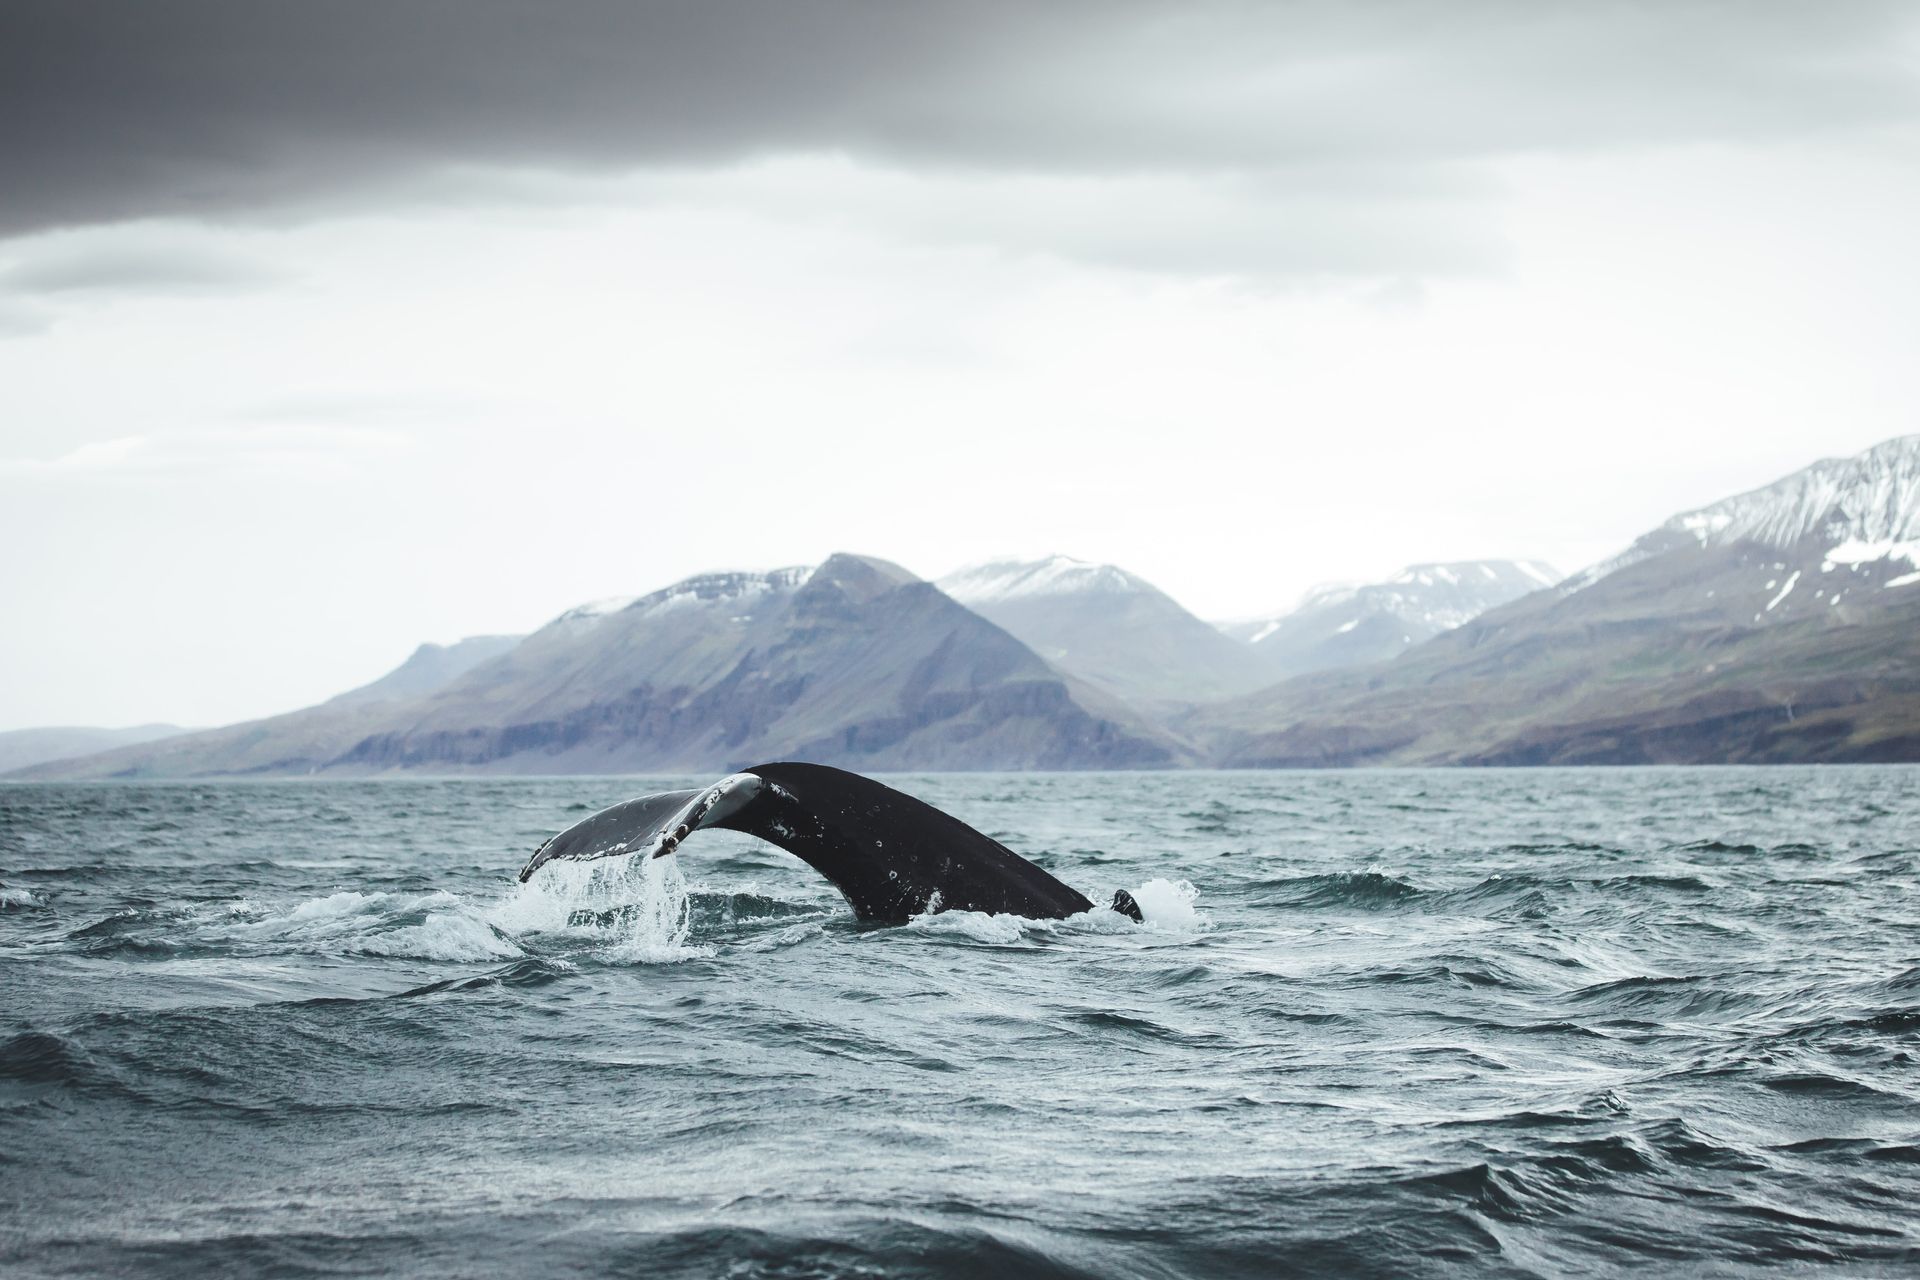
<box><xmin>326</xmin><ymin>635</ymin><xmax>523</xmax><ymax>707</ymax></box>
<box><xmin>21</xmin><ymin>554</ymin><xmax>1183</xmax><ymax>778</ymax></box>
<box><xmin>0</xmin><ymin>724</ymin><xmax>188</xmax><ymax>773</ymax></box>
<box><xmin>1220</xmin><ymin>560</ymin><xmax>1561</xmax><ymax>678</ymax></box>
<box><xmin>1566</xmin><ymin>435</ymin><xmax>1920</xmax><ymax>598</ymax></box>
<box><xmin>1191</xmin><ymin>436</ymin><xmax>1920</xmax><ymax>765</ymax></box>
<box><xmin>936</xmin><ymin>555</ymin><xmax>1272</xmax><ymax>706</ymax></box>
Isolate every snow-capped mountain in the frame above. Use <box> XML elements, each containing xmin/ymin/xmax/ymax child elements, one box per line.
<box><xmin>939</xmin><ymin>556</ymin><xmax>1146</xmax><ymax>603</ymax></box>
<box><xmin>1569</xmin><ymin>434</ymin><xmax>1920</xmax><ymax>606</ymax></box>
<box><xmin>938</xmin><ymin>555</ymin><xmax>1273</xmax><ymax>705</ymax></box>
<box><xmin>1222</xmin><ymin>560</ymin><xmax>1560</xmax><ymax>678</ymax></box>
<box><xmin>544</xmin><ymin>566</ymin><xmax>818</xmax><ymax>632</ymax></box>
<box><xmin>1192</xmin><ymin>435</ymin><xmax>1920</xmax><ymax>767</ymax></box>
<box><xmin>27</xmin><ymin>554</ymin><xmax>1181</xmax><ymax>777</ymax></box>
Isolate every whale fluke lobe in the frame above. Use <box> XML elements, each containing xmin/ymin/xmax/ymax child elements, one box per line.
<box><xmin>519</xmin><ymin>762</ymin><xmax>1107</xmax><ymax>924</ymax></box>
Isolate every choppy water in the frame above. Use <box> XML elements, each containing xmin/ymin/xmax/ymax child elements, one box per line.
<box><xmin>2</xmin><ymin>768</ymin><xmax>1917</xmax><ymax>1278</ymax></box>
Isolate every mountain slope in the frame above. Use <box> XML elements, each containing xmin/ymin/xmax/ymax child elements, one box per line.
<box><xmin>326</xmin><ymin>635</ymin><xmax>523</xmax><ymax>707</ymax></box>
<box><xmin>1569</xmin><ymin>435</ymin><xmax>1920</xmax><ymax>592</ymax></box>
<box><xmin>1220</xmin><ymin>560</ymin><xmax>1560</xmax><ymax>678</ymax></box>
<box><xmin>24</xmin><ymin>554</ymin><xmax>1183</xmax><ymax>778</ymax></box>
<box><xmin>0</xmin><ymin>724</ymin><xmax>189</xmax><ymax>773</ymax></box>
<box><xmin>1190</xmin><ymin>436</ymin><xmax>1920</xmax><ymax>765</ymax></box>
<box><xmin>937</xmin><ymin>555</ymin><xmax>1271</xmax><ymax>705</ymax></box>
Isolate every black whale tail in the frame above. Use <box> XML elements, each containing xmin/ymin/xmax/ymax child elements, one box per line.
<box><xmin>519</xmin><ymin>762</ymin><xmax>1133</xmax><ymax>926</ymax></box>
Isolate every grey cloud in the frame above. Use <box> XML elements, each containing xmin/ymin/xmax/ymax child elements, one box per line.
<box><xmin>615</xmin><ymin>157</ymin><xmax>1509</xmax><ymax>283</ymax></box>
<box><xmin>2</xmin><ymin>0</ymin><xmax>1914</xmax><ymax>243</ymax></box>
<box><xmin>237</xmin><ymin>391</ymin><xmax>483</xmax><ymax>427</ymax></box>
<box><xmin>1</xmin><ymin>239</ymin><xmax>285</xmax><ymax>295</ymax></box>
<box><xmin>0</xmin><ymin>300</ymin><xmax>53</xmax><ymax>338</ymax></box>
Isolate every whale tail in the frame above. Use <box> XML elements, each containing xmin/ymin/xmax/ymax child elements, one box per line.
<box><xmin>519</xmin><ymin>762</ymin><xmax>1126</xmax><ymax>925</ymax></box>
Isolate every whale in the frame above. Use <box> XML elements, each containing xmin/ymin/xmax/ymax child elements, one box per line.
<box><xmin>519</xmin><ymin>761</ymin><xmax>1143</xmax><ymax>924</ymax></box>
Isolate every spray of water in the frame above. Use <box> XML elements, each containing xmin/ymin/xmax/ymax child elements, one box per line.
<box><xmin>490</xmin><ymin>853</ymin><xmax>713</xmax><ymax>962</ymax></box>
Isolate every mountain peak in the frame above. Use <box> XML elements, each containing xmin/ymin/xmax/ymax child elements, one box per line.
<box><xmin>938</xmin><ymin>555</ymin><xmax>1146</xmax><ymax>604</ymax></box>
<box><xmin>326</xmin><ymin>634</ymin><xmax>523</xmax><ymax>708</ymax></box>
<box><xmin>1224</xmin><ymin>558</ymin><xmax>1560</xmax><ymax>678</ymax></box>
<box><xmin>1573</xmin><ymin>433</ymin><xmax>1920</xmax><ymax>591</ymax></box>
<box><xmin>1391</xmin><ymin>560</ymin><xmax>1561</xmax><ymax>592</ymax></box>
<box><xmin>936</xmin><ymin>555</ymin><xmax>1270</xmax><ymax>705</ymax></box>
<box><xmin>547</xmin><ymin>566</ymin><xmax>814</xmax><ymax>629</ymax></box>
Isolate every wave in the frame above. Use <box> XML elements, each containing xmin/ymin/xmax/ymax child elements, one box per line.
<box><xmin>60</xmin><ymin>891</ymin><xmax>523</xmax><ymax>963</ymax></box>
<box><xmin>1776</xmin><ymin>1136</ymin><xmax>1920</xmax><ymax>1166</ymax></box>
<box><xmin>392</xmin><ymin>957</ymin><xmax>577</xmax><ymax>998</ymax></box>
<box><xmin>0</xmin><ymin>1030</ymin><xmax>94</xmax><ymax>1087</ymax></box>
<box><xmin>901</xmin><ymin>878</ymin><xmax>1205</xmax><ymax>947</ymax></box>
<box><xmin>1757</xmin><ymin>1071</ymin><xmax>1912</xmax><ymax>1103</ymax></box>
<box><xmin>34</xmin><ymin>854</ymin><xmax>1190</xmax><ymax>967</ymax></box>
<box><xmin>1567</xmin><ymin>974</ymin><xmax>1758</xmax><ymax>1019</ymax></box>
<box><xmin>1253</xmin><ymin>870</ymin><xmax>1424</xmax><ymax>909</ymax></box>
<box><xmin>50</xmin><ymin>858</ymin><xmax>727</xmax><ymax>965</ymax></box>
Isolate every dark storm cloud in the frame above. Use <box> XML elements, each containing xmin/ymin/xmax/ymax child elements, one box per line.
<box><xmin>1</xmin><ymin>0</ymin><xmax>1914</xmax><ymax>238</ymax></box>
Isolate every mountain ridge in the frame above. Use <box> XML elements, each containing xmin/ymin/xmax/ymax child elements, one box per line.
<box><xmin>937</xmin><ymin>554</ymin><xmax>1273</xmax><ymax>706</ymax></box>
<box><xmin>13</xmin><ymin>436</ymin><xmax>1918</xmax><ymax>776</ymax></box>
<box><xmin>1219</xmin><ymin>559</ymin><xmax>1561</xmax><ymax>679</ymax></box>
<box><xmin>1188</xmin><ymin>435</ymin><xmax>1920</xmax><ymax>766</ymax></box>
<box><xmin>20</xmin><ymin>553</ymin><xmax>1186</xmax><ymax>778</ymax></box>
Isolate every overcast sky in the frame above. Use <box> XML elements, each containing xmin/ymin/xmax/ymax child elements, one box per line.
<box><xmin>3</xmin><ymin>1</ymin><xmax>1918</xmax><ymax>729</ymax></box>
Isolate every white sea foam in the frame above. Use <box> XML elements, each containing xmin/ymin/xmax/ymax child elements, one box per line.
<box><xmin>1129</xmin><ymin>877</ymin><xmax>1205</xmax><ymax>930</ymax></box>
<box><xmin>162</xmin><ymin>852</ymin><xmax>724</xmax><ymax>966</ymax></box>
<box><xmin>221</xmin><ymin>889</ymin><xmax>526</xmax><ymax>961</ymax></box>
<box><xmin>0</xmin><ymin>886</ymin><xmax>43</xmax><ymax>908</ymax></box>
<box><xmin>356</xmin><ymin>912</ymin><xmax>524</xmax><ymax>962</ymax></box>
<box><xmin>905</xmin><ymin>908</ymin><xmax>1029</xmax><ymax>945</ymax></box>
<box><xmin>900</xmin><ymin>877</ymin><xmax>1208</xmax><ymax>944</ymax></box>
<box><xmin>737</xmin><ymin>920</ymin><xmax>828</xmax><ymax>952</ymax></box>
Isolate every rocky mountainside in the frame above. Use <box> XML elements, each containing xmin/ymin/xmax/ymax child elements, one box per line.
<box><xmin>1567</xmin><ymin>434</ymin><xmax>1920</xmax><ymax>594</ymax></box>
<box><xmin>1219</xmin><ymin>560</ymin><xmax>1561</xmax><ymax>678</ymax></box>
<box><xmin>1191</xmin><ymin>436</ymin><xmax>1920</xmax><ymax>765</ymax></box>
<box><xmin>23</xmin><ymin>555</ymin><xmax>1184</xmax><ymax>778</ymax></box>
<box><xmin>937</xmin><ymin>555</ymin><xmax>1272</xmax><ymax>705</ymax></box>
<box><xmin>0</xmin><ymin>724</ymin><xmax>188</xmax><ymax>774</ymax></box>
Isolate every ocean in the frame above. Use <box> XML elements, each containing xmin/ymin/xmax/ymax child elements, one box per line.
<box><xmin>2</xmin><ymin>768</ymin><xmax>1916</xmax><ymax>1277</ymax></box>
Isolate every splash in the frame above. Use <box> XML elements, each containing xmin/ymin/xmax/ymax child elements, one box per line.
<box><xmin>900</xmin><ymin>878</ymin><xmax>1208</xmax><ymax>945</ymax></box>
<box><xmin>491</xmin><ymin>852</ymin><xmax>713</xmax><ymax>963</ymax></box>
<box><xmin>1126</xmin><ymin>877</ymin><xmax>1205</xmax><ymax>931</ymax></box>
<box><xmin>905</xmin><ymin>908</ymin><xmax>1028</xmax><ymax>945</ymax></box>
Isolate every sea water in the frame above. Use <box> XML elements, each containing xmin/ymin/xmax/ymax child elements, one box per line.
<box><xmin>2</xmin><ymin>768</ymin><xmax>1916</xmax><ymax>1277</ymax></box>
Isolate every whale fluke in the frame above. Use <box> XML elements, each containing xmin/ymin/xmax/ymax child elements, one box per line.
<box><xmin>520</xmin><ymin>762</ymin><xmax>1140</xmax><ymax>924</ymax></box>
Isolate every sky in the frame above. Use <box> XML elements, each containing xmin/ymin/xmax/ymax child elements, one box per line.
<box><xmin>3</xmin><ymin>1</ymin><xmax>1918</xmax><ymax>729</ymax></box>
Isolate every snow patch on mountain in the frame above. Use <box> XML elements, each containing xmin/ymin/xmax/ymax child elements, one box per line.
<box><xmin>1823</xmin><ymin>537</ymin><xmax>1920</xmax><ymax>572</ymax></box>
<box><xmin>1220</xmin><ymin>559</ymin><xmax>1560</xmax><ymax>676</ymax></box>
<box><xmin>633</xmin><ymin>566</ymin><xmax>813</xmax><ymax>616</ymax></box>
<box><xmin>549</xmin><ymin>567</ymin><xmax>813</xmax><ymax>628</ymax></box>
<box><xmin>939</xmin><ymin>555</ymin><xmax>1146</xmax><ymax>603</ymax></box>
<box><xmin>1571</xmin><ymin>434</ymin><xmax>1920</xmax><ymax>590</ymax></box>
<box><xmin>553</xmin><ymin>596</ymin><xmax>638</xmax><ymax>625</ymax></box>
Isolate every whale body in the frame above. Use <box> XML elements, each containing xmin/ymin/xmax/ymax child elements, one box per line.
<box><xmin>519</xmin><ymin>761</ymin><xmax>1140</xmax><ymax>924</ymax></box>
